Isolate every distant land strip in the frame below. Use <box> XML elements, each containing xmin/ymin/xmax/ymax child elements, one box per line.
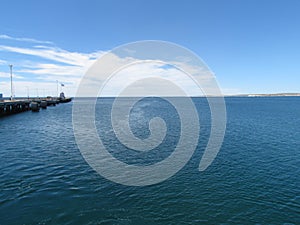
<box><xmin>226</xmin><ymin>93</ymin><xmax>300</xmax><ymax>97</ymax></box>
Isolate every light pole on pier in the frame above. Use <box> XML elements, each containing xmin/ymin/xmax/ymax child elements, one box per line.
<box><xmin>56</xmin><ymin>80</ymin><xmax>58</xmax><ymax>97</ymax></box>
<box><xmin>9</xmin><ymin>64</ymin><xmax>13</xmax><ymax>101</ymax></box>
<box><xmin>26</xmin><ymin>86</ymin><xmax>29</xmax><ymax>99</ymax></box>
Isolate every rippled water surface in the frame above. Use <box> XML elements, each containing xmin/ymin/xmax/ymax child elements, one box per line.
<box><xmin>0</xmin><ymin>97</ymin><xmax>299</xmax><ymax>224</ymax></box>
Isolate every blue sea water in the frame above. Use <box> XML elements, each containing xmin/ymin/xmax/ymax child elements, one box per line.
<box><xmin>0</xmin><ymin>97</ymin><xmax>299</xmax><ymax>224</ymax></box>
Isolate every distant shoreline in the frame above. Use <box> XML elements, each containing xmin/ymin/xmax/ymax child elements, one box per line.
<box><xmin>226</xmin><ymin>93</ymin><xmax>300</xmax><ymax>97</ymax></box>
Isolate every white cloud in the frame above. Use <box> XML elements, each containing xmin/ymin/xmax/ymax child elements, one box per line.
<box><xmin>0</xmin><ymin>34</ymin><xmax>53</xmax><ymax>45</ymax></box>
<box><xmin>0</xmin><ymin>45</ymin><xmax>102</xmax><ymax>66</ymax></box>
<box><xmin>0</xmin><ymin>71</ymin><xmax>24</xmax><ymax>79</ymax></box>
<box><xmin>17</xmin><ymin>63</ymin><xmax>85</xmax><ymax>77</ymax></box>
<box><xmin>76</xmin><ymin>53</ymin><xmax>218</xmax><ymax>97</ymax></box>
<box><xmin>0</xmin><ymin>36</ymin><xmax>105</xmax><ymax>97</ymax></box>
<box><xmin>0</xmin><ymin>80</ymin><xmax>67</xmax><ymax>97</ymax></box>
<box><xmin>0</xmin><ymin>35</ymin><xmax>228</xmax><ymax>97</ymax></box>
<box><xmin>99</xmin><ymin>62</ymin><xmax>206</xmax><ymax>97</ymax></box>
<box><xmin>0</xmin><ymin>59</ymin><xmax>7</xmax><ymax>65</ymax></box>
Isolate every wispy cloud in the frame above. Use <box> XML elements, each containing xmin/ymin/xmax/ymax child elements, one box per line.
<box><xmin>0</xmin><ymin>71</ymin><xmax>24</xmax><ymax>79</ymax></box>
<box><xmin>0</xmin><ymin>45</ymin><xmax>102</xmax><ymax>66</ymax></box>
<box><xmin>76</xmin><ymin>53</ymin><xmax>217</xmax><ymax>97</ymax></box>
<box><xmin>0</xmin><ymin>80</ymin><xmax>69</xmax><ymax>97</ymax></box>
<box><xmin>99</xmin><ymin>62</ymin><xmax>210</xmax><ymax>97</ymax></box>
<box><xmin>0</xmin><ymin>35</ymin><xmax>105</xmax><ymax>96</ymax></box>
<box><xmin>0</xmin><ymin>35</ymin><xmax>226</xmax><ymax>97</ymax></box>
<box><xmin>17</xmin><ymin>63</ymin><xmax>84</xmax><ymax>76</ymax></box>
<box><xmin>0</xmin><ymin>59</ymin><xmax>7</xmax><ymax>65</ymax></box>
<box><xmin>0</xmin><ymin>34</ymin><xmax>53</xmax><ymax>45</ymax></box>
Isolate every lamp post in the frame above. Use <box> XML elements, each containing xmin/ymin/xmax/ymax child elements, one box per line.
<box><xmin>26</xmin><ymin>86</ymin><xmax>29</xmax><ymax>99</ymax></box>
<box><xmin>9</xmin><ymin>64</ymin><xmax>13</xmax><ymax>101</ymax></box>
<box><xmin>56</xmin><ymin>80</ymin><xmax>58</xmax><ymax>97</ymax></box>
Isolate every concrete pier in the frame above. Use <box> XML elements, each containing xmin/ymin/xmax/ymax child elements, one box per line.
<box><xmin>0</xmin><ymin>97</ymin><xmax>69</xmax><ymax>117</ymax></box>
<box><xmin>0</xmin><ymin>100</ymin><xmax>31</xmax><ymax>116</ymax></box>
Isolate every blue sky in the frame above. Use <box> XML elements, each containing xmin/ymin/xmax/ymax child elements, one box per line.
<box><xmin>0</xmin><ymin>0</ymin><xmax>300</xmax><ymax>96</ymax></box>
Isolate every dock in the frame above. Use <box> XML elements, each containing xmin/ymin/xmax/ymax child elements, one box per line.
<box><xmin>0</xmin><ymin>97</ymin><xmax>72</xmax><ymax>117</ymax></box>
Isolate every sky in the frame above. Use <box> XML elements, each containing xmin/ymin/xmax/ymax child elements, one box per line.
<box><xmin>0</xmin><ymin>0</ymin><xmax>299</xmax><ymax>97</ymax></box>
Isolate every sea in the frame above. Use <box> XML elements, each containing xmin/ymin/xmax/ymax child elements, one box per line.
<box><xmin>0</xmin><ymin>97</ymin><xmax>299</xmax><ymax>224</ymax></box>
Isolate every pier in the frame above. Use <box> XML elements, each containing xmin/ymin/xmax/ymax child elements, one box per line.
<box><xmin>0</xmin><ymin>97</ymin><xmax>71</xmax><ymax>117</ymax></box>
<box><xmin>0</xmin><ymin>64</ymin><xmax>73</xmax><ymax>117</ymax></box>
